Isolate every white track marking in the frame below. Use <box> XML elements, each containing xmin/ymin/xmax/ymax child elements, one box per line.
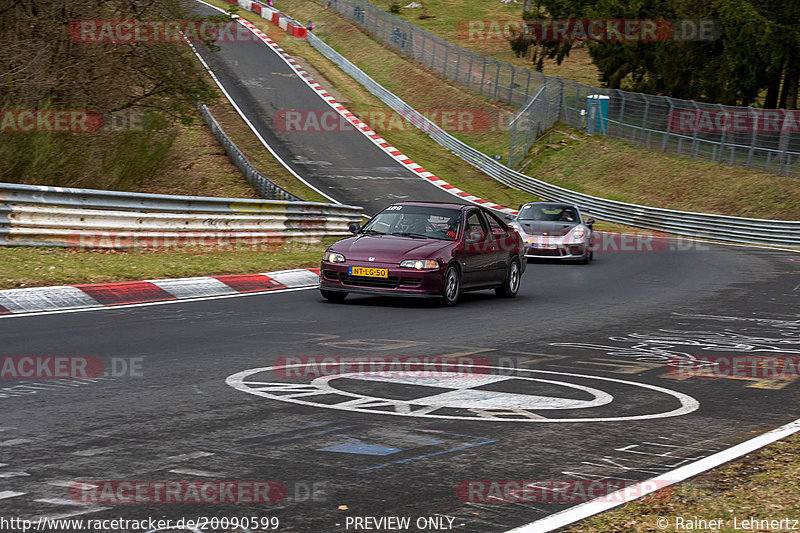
<box><xmin>168</xmin><ymin>468</ymin><xmax>220</xmax><ymax>477</ymax></box>
<box><xmin>228</xmin><ymin>365</ymin><xmax>699</xmax><ymax>422</ymax></box>
<box><xmin>0</xmin><ymin>286</ymin><xmax>316</xmax><ymax>320</ymax></box>
<box><xmin>187</xmin><ymin>2</ymin><xmax>340</xmax><ymax>204</ymax></box>
<box><xmin>0</xmin><ymin>438</ymin><xmax>32</xmax><ymax>446</ymax></box>
<box><xmin>166</xmin><ymin>451</ymin><xmax>214</xmax><ymax>461</ymax></box>
<box><xmin>0</xmin><ymin>491</ymin><xmax>25</xmax><ymax>500</ymax></box>
<box><xmin>506</xmin><ymin>417</ymin><xmax>800</xmax><ymax>532</ymax></box>
<box><xmin>0</xmin><ymin>472</ymin><xmax>30</xmax><ymax>478</ymax></box>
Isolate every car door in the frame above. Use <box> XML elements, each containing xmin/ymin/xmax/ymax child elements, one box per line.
<box><xmin>461</xmin><ymin>210</ymin><xmax>495</xmax><ymax>287</ymax></box>
<box><xmin>484</xmin><ymin>210</ymin><xmax>514</xmax><ymax>281</ymax></box>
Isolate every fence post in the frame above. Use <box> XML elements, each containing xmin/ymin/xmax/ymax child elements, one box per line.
<box><xmin>616</xmin><ymin>90</ymin><xmax>626</xmax><ymax>140</ymax></box>
<box><xmin>690</xmin><ymin>101</ymin><xmax>700</xmax><ymax>158</ymax></box>
<box><xmin>420</xmin><ymin>28</ymin><xmax>426</xmax><ymax>64</ymax></box>
<box><xmin>508</xmin><ymin>66</ymin><xmax>515</xmax><ymax>105</ymax></box>
<box><xmin>493</xmin><ymin>61</ymin><xmax>501</xmax><ymax>100</ymax></box>
<box><xmin>715</xmin><ymin>103</ymin><xmax>729</xmax><ymax>162</ymax></box>
<box><xmin>443</xmin><ymin>41</ymin><xmax>450</xmax><ymax>77</ymax></box>
<box><xmin>467</xmin><ymin>51</ymin><xmax>474</xmax><ymax>91</ymax></box>
<box><xmin>778</xmin><ymin>110</ymin><xmax>790</xmax><ymax>175</ymax></box>
<box><xmin>640</xmin><ymin>96</ymin><xmax>649</xmax><ymax>145</ymax></box>
<box><xmin>662</xmin><ymin>98</ymin><xmax>673</xmax><ymax>152</ymax></box>
<box><xmin>508</xmin><ymin>119</ymin><xmax>516</xmax><ymax>167</ymax></box>
<box><xmin>747</xmin><ymin>107</ymin><xmax>758</xmax><ymax>168</ymax></box>
<box><xmin>479</xmin><ymin>55</ymin><xmax>487</xmax><ymax>95</ymax></box>
<box><xmin>524</xmin><ymin>70</ymin><xmax>531</xmax><ymax>102</ymax></box>
<box><xmin>454</xmin><ymin>46</ymin><xmax>461</xmax><ymax>83</ymax></box>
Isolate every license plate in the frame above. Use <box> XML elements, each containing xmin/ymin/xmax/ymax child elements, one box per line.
<box><xmin>529</xmin><ymin>238</ymin><xmax>557</xmax><ymax>250</ymax></box>
<box><xmin>350</xmin><ymin>266</ymin><xmax>388</xmax><ymax>278</ymax></box>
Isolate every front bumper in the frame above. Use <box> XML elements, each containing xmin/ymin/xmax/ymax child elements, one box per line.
<box><xmin>319</xmin><ymin>262</ymin><xmax>446</xmax><ymax>297</ymax></box>
<box><xmin>523</xmin><ymin>240</ymin><xmax>588</xmax><ymax>260</ymax></box>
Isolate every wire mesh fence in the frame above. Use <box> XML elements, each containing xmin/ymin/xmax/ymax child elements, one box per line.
<box><xmin>317</xmin><ymin>0</ymin><xmax>799</xmax><ymax>176</ymax></box>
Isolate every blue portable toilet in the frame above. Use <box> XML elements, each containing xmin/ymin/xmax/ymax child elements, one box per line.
<box><xmin>586</xmin><ymin>94</ymin><xmax>609</xmax><ymax>135</ymax></box>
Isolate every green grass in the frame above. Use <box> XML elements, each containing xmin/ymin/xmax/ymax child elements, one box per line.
<box><xmin>565</xmin><ymin>433</ymin><xmax>800</xmax><ymax>532</ymax></box>
<box><xmin>224</xmin><ymin>0</ymin><xmax>800</xmax><ymax>220</ymax></box>
<box><xmin>365</xmin><ymin>0</ymin><xmax>603</xmax><ymax>85</ymax></box>
<box><xmin>208</xmin><ymin>0</ymin><xmax>537</xmax><ymax>210</ymax></box>
<box><xmin>205</xmin><ymin>100</ymin><xmax>332</xmax><ymax>203</ymax></box>
<box><xmin>0</xmin><ymin>239</ymin><xmax>336</xmax><ymax>290</ymax></box>
<box><xmin>527</xmin><ymin>127</ymin><xmax>800</xmax><ymax>219</ymax></box>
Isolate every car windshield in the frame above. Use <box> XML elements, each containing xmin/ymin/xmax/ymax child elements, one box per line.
<box><xmin>361</xmin><ymin>205</ymin><xmax>462</xmax><ymax>240</ymax></box>
<box><xmin>518</xmin><ymin>204</ymin><xmax>579</xmax><ymax>223</ymax></box>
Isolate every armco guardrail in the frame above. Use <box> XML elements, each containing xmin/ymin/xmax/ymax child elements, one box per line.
<box><xmin>0</xmin><ymin>183</ymin><xmax>362</xmax><ymax>248</ymax></box>
<box><xmin>200</xmin><ymin>104</ymin><xmax>301</xmax><ymax>201</ymax></box>
<box><xmin>304</xmin><ymin>33</ymin><xmax>800</xmax><ymax>247</ymax></box>
<box><xmin>315</xmin><ymin>0</ymin><xmax>799</xmax><ymax>177</ymax></box>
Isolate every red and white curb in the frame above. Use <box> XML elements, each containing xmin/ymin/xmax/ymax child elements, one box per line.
<box><xmin>233</xmin><ymin>15</ymin><xmax>517</xmax><ymax>215</ymax></box>
<box><xmin>0</xmin><ymin>268</ymin><xmax>320</xmax><ymax>317</ymax></box>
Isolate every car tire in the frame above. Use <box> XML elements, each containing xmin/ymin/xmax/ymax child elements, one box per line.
<box><xmin>320</xmin><ymin>290</ymin><xmax>347</xmax><ymax>302</ymax></box>
<box><xmin>495</xmin><ymin>258</ymin><xmax>521</xmax><ymax>298</ymax></box>
<box><xmin>441</xmin><ymin>265</ymin><xmax>461</xmax><ymax>307</ymax></box>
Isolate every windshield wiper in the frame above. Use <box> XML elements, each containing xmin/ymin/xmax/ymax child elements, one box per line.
<box><xmin>360</xmin><ymin>229</ymin><xmax>384</xmax><ymax>235</ymax></box>
<box><xmin>389</xmin><ymin>232</ymin><xmax>429</xmax><ymax>239</ymax></box>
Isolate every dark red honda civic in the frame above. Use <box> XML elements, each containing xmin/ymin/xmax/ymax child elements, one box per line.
<box><xmin>319</xmin><ymin>202</ymin><xmax>526</xmax><ymax>306</ymax></box>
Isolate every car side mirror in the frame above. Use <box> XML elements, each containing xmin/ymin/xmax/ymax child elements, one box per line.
<box><xmin>585</xmin><ymin>218</ymin><xmax>595</xmax><ymax>226</ymax></box>
<box><xmin>504</xmin><ymin>214</ymin><xmax>514</xmax><ymax>221</ymax></box>
<box><xmin>348</xmin><ymin>222</ymin><xmax>361</xmax><ymax>234</ymax></box>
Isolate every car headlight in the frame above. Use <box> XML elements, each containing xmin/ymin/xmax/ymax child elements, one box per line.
<box><xmin>325</xmin><ymin>251</ymin><xmax>346</xmax><ymax>263</ymax></box>
<box><xmin>568</xmin><ymin>226</ymin><xmax>587</xmax><ymax>242</ymax></box>
<box><xmin>400</xmin><ymin>259</ymin><xmax>438</xmax><ymax>270</ymax></box>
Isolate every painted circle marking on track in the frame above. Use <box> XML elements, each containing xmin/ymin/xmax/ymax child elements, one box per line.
<box><xmin>226</xmin><ymin>364</ymin><xmax>699</xmax><ymax>422</ymax></box>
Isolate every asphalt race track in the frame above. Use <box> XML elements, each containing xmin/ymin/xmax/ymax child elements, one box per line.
<box><xmin>0</xmin><ymin>4</ymin><xmax>798</xmax><ymax>532</ymax></box>
<box><xmin>190</xmin><ymin>1</ymin><xmax>462</xmax><ymax>215</ymax></box>
<box><xmin>1</xmin><ymin>243</ymin><xmax>798</xmax><ymax>532</ymax></box>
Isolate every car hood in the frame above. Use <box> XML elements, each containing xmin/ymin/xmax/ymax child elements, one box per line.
<box><xmin>332</xmin><ymin>234</ymin><xmax>452</xmax><ymax>262</ymax></box>
<box><xmin>516</xmin><ymin>221</ymin><xmax>576</xmax><ymax>237</ymax></box>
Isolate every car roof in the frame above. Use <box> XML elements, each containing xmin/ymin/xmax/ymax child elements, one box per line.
<box><xmin>390</xmin><ymin>201</ymin><xmax>474</xmax><ymax>211</ymax></box>
<box><xmin>522</xmin><ymin>201</ymin><xmax>580</xmax><ymax>210</ymax></box>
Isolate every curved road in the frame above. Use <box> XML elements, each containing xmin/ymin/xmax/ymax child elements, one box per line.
<box><xmin>0</xmin><ymin>4</ymin><xmax>797</xmax><ymax>532</ymax></box>
<box><xmin>1</xmin><ymin>244</ymin><xmax>798</xmax><ymax>531</ymax></box>
<box><xmin>191</xmin><ymin>1</ymin><xmax>461</xmax><ymax>215</ymax></box>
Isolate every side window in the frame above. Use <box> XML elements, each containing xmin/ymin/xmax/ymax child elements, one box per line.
<box><xmin>466</xmin><ymin>211</ymin><xmax>486</xmax><ymax>234</ymax></box>
<box><xmin>485</xmin><ymin>211</ymin><xmax>506</xmax><ymax>232</ymax></box>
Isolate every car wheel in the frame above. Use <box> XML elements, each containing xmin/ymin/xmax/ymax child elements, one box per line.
<box><xmin>320</xmin><ymin>290</ymin><xmax>347</xmax><ymax>302</ymax></box>
<box><xmin>441</xmin><ymin>265</ymin><xmax>461</xmax><ymax>307</ymax></box>
<box><xmin>496</xmin><ymin>258</ymin><xmax>521</xmax><ymax>298</ymax></box>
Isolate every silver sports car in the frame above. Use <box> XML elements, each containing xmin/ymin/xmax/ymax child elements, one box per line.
<box><xmin>507</xmin><ymin>202</ymin><xmax>595</xmax><ymax>263</ymax></box>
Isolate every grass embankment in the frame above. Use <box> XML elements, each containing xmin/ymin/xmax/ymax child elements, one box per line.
<box><xmin>0</xmin><ymin>239</ymin><xmax>336</xmax><ymax>290</ymax></box>
<box><xmin>232</xmin><ymin>0</ymin><xmax>800</xmax><ymax>219</ymax></box>
<box><xmin>565</xmin><ymin>432</ymin><xmax>800</xmax><ymax>532</ymax></box>
<box><xmin>208</xmin><ymin>0</ymin><xmax>538</xmax><ymax>212</ymax></box>
<box><xmin>367</xmin><ymin>0</ymin><xmax>602</xmax><ymax>86</ymax></box>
